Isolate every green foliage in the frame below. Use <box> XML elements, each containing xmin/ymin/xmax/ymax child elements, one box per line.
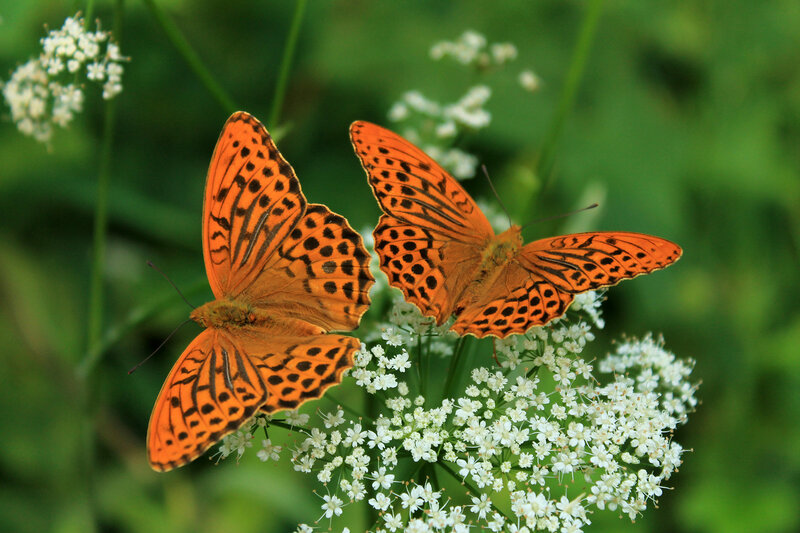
<box><xmin>1</xmin><ymin>1</ymin><xmax>798</xmax><ymax>531</ymax></box>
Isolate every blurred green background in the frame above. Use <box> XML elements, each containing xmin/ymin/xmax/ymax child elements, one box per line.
<box><xmin>1</xmin><ymin>1</ymin><xmax>799</xmax><ymax>532</ymax></box>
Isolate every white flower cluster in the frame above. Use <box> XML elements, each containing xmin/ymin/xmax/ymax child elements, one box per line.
<box><xmin>430</xmin><ymin>30</ymin><xmax>518</xmax><ymax>68</ymax></box>
<box><xmin>2</xmin><ymin>14</ymin><xmax>126</xmax><ymax>143</ymax></box>
<box><xmin>429</xmin><ymin>30</ymin><xmax>541</xmax><ymax>93</ymax></box>
<box><xmin>270</xmin><ymin>290</ymin><xmax>697</xmax><ymax>532</ymax></box>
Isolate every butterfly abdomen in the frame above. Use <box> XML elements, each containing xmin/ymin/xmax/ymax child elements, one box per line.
<box><xmin>190</xmin><ymin>299</ymin><xmax>257</xmax><ymax>329</ymax></box>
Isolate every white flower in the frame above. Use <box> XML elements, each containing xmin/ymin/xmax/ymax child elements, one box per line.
<box><xmin>470</xmin><ymin>493</ymin><xmax>492</xmax><ymax>520</ymax></box>
<box><xmin>371</xmin><ymin>466</ymin><xmax>395</xmax><ymax>489</ymax></box>
<box><xmin>322</xmin><ymin>409</ymin><xmax>345</xmax><ymax>428</ymax></box>
<box><xmin>285</xmin><ymin>410</ymin><xmax>310</xmax><ymax>426</ymax></box>
<box><xmin>320</xmin><ymin>494</ymin><xmax>344</xmax><ymax>518</ymax></box>
<box><xmin>388</xmin><ymin>102</ymin><xmax>409</xmax><ymax>121</ymax></box>
<box><xmin>256</xmin><ymin>439</ymin><xmax>282</xmax><ymax>462</ymax></box>
<box><xmin>436</xmin><ymin>120</ymin><xmax>457</xmax><ymax>138</ymax></box>
<box><xmin>383</xmin><ymin>513</ymin><xmax>403</xmax><ymax>531</ymax></box>
<box><xmin>519</xmin><ymin>69</ymin><xmax>541</xmax><ymax>92</ymax></box>
<box><xmin>344</xmin><ymin>424</ymin><xmax>367</xmax><ymax>447</ymax></box>
<box><xmin>403</xmin><ymin>90</ymin><xmax>440</xmax><ymax>115</ymax></box>
<box><xmin>399</xmin><ymin>488</ymin><xmax>424</xmax><ymax>513</ymax></box>
<box><xmin>381</xmin><ymin>327</ymin><xmax>405</xmax><ymax>346</ymax></box>
<box><xmin>368</xmin><ymin>492</ymin><xmax>392</xmax><ymax>511</ymax></box>
<box><xmin>491</xmin><ymin>42</ymin><xmax>518</xmax><ymax>63</ymax></box>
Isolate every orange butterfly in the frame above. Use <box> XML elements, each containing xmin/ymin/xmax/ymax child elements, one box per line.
<box><xmin>147</xmin><ymin>112</ymin><xmax>374</xmax><ymax>471</ymax></box>
<box><xmin>350</xmin><ymin>121</ymin><xmax>680</xmax><ymax>339</ymax></box>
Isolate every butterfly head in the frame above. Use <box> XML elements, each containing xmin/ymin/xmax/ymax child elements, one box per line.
<box><xmin>190</xmin><ymin>299</ymin><xmax>257</xmax><ymax>329</ymax></box>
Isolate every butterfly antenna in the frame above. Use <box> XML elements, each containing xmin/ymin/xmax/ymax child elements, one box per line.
<box><xmin>520</xmin><ymin>202</ymin><xmax>599</xmax><ymax>231</ymax></box>
<box><xmin>128</xmin><ymin>319</ymin><xmax>192</xmax><ymax>374</ymax></box>
<box><xmin>147</xmin><ymin>260</ymin><xmax>195</xmax><ymax>309</ymax></box>
<box><xmin>481</xmin><ymin>164</ymin><xmax>513</xmax><ymax>229</ymax></box>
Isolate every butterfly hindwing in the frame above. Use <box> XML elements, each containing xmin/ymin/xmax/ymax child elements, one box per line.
<box><xmin>451</xmin><ymin>263</ymin><xmax>573</xmax><ymax>338</ymax></box>
<box><xmin>203</xmin><ymin>112</ymin><xmax>307</xmax><ymax>298</ymax></box>
<box><xmin>452</xmin><ymin>232</ymin><xmax>683</xmax><ymax>338</ymax></box>
<box><xmin>147</xmin><ymin>329</ymin><xmax>268</xmax><ymax>471</ymax></box>
<box><xmin>518</xmin><ymin>232</ymin><xmax>683</xmax><ymax>293</ymax></box>
<box><xmin>248</xmin><ymin>204</ymin><xmax>374</xmax><ymax>331</ymax></box>
<box><xmin>373</xmin><ymin>215</ymin><xmax>449</xmax><ymax>322</ymax></box>
<box><xmin>250</xmin><ymin>333</ymin><xmax>361</xmax><ymax>414</ymax></box>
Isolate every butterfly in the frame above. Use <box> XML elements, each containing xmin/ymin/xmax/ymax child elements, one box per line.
<box><xmin>147</xmin><ymin>112</ymin><xmax>374</xmax><ymax>471</ymax></box>
<box><xmin>349</xmin><ymin>121</ymin><xmax>681</xmax><ymax>339</ymax></box>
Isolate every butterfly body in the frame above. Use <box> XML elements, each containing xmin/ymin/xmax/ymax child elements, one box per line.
<box><xmin>190</xmin><ymin>298</ymin><xmax>258</xmax><ymax>329</ymax></box>
<box><xmin>350</xmin><ymin>121</ymin><xmax>681</xmax><ymax>339</ymax></box>
<box><xmin>147</xmin><ymin>113</ymin><xmax>373</xmax><ymax>471</ymax></box>
<box><xmin>479</xmin><ymin>225</ymin><xmax>524</xmax><ymax>272</ymax></box>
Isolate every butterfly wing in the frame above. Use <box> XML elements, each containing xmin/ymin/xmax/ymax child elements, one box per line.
<box><xmin>350</xmin><ymin>121</ymin><xmax>493</xmax><ymax>323</ymax></box>
<box><xmin>203</xmin><ymin>112</ymin><xmax>306</xmax><ymax>299</ymax></box>
<box><xmin>252</xmin><ymin>332</ymin><xmax>360</xmax><ymax>414</ymax></box>
<box><xmin>148</xmin><ymin>325</ymin><xmax>361</xmax><ymax>471</ymax></box>
<box><xmin>451</xmin><ymin>232</ymin><xmax>682</xmax><ymax>338</ymax></box>
<box><xmin>147</xmin><ymin>329</ymin><xmax>267</xmax><ymax>471</ymax></box>
<box><xmin>246</xmin><ymin>203</ymin><xmax>374</xmax><ymax>331</ymax></box>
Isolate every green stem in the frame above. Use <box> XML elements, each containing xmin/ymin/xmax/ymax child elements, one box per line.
<box><xmin>85</xmin><ymin>103</ymin><xmax>115</xmax><ymax>361</ymax></box>
<box><xmin>84</xmin><ymin>0</ymin><xmax>96</xmax><ymax>24</ymax></box>
<box><xmin>442</xmin><ymin>336</ymin><xmax>468</xmax><ymax>399</ymax></box>
<box><xmin>80</xmin><ymin>3</ymin><xmax>123</xmax><ymax>530</ymax></box>
<box><xmin>365</xmin><ymin>382</ymin><xmax>379</xmax><ymax>529</ymax></box>
<box><xmin>418</xmin><ymin>332</ymin><xmax>426</xmax><ymax>396</ymax></box>
<box><xmin>141</xmin><ymin>0</ymin><xmax>237</xmax><ymax>113</ymax></box>
<box><xmin>427</xmin><ymin>462</ymin><xmax>441</xmax><ymax>492</ymax></box>
<box><xmin>267</xmin><ymin>0</ymin><xmax>308</xmax><ymax>128</ymax></box>
<box><xmin>533</xmin><ymin>0</ymin><xmax>604</xmax><ymax>193</ymax></box>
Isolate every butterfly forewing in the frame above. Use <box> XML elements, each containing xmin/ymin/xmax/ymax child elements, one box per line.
<box><xmin>203</xmin><ymin>112</ymin><xmax>306</xmax><ymax>298</ymax></box>
<box><xmin>350</xmin><ymin>121</ymin><xmax>494</xmax><ymax>241</ymax></box>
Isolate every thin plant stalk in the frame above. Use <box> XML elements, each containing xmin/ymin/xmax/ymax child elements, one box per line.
<box><xmin>268</xmin><ymin>0</ymin><xmax>308</xmax><ymax>128</ymax></box>
<box><xmin>81</xmin><ymin>67</ymin><xmax>117</xmax><ymax>533</ymax></box>
<box><xmin>84</xmin><ymin>0</ymin><xmax>96</xmax><ymax>24</ymax></box>
<box><xmin>80</xmin><ymin>2</ymin><xmax>124</xmax><ymax>528</ymax></box>
<box><xmin>141</xmin><ymin>0</ymin><xmax>237</xmax><ymax>113</ymax></box>
<box><xmin>532</xmin><ymin>0</ymin><xmax>604</xmax><ymax>199</ymax></box>
<box><xmin>85</xmin><ymin>102</ymin><xmax>116</xmax><ymax>366</ymax></box>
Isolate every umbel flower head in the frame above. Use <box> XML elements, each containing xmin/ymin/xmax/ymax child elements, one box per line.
<box><xmin>219</xmin><ymin>285</ymin><xmax>697</xmax><ymax>533</ymax></box>
<box><xmin>2</xmin><ymin>13</ymin><xmax>126</xmax><ymax>143</ymax></box>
